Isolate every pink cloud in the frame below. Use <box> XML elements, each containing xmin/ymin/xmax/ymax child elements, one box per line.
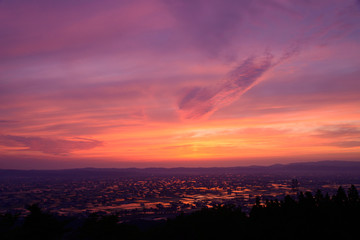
<box><xmin>177</xmin><ymin>44</ymin><xmax>302</xmax><ymax>119</ymax></box>
<box><xmin>0</xmin><ymin>135</ymin><xmax>102</xmax><ymax>155</ymax></box>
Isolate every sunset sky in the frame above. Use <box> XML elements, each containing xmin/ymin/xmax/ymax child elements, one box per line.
<box><xmin>1</xmin><ymin>0</ymin><xmax>360</xmax><ymax>169</ymax></box>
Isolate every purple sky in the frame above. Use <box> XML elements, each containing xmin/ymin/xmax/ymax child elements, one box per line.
<box><xmin>1</xmin><ymin>0</ymin><xmax>360</xmax><ymax>169</ymax></box>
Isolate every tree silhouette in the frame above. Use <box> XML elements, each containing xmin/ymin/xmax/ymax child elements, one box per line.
<box><xmin>334</xmin><ymin>186</ymin><xmax>347</xmax><ymax>205</ymax></box>
<box><xmin>348</xmin><ymin>184</ymin><xmax>359</xmax><ymax>203</ymax></box>
<box><xmin>76</xmin><ymin>213</ymin><xmax>139</xmax><ymax>240</ymax></box>
<box><xmin>21</xmin><ymin>204</ymin><xmax>66</xmax><ymax>240</ymax></box>
<box><xmin>0</xmin><ymin>213</ymin><xmax>18</xmax><ymax>239</ymax></box>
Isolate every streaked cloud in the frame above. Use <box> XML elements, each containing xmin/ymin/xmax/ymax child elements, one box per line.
<box><xmin>329</xmin><ymin>141</ymin><xmax>360</xmax><ymax>148</ymax></box>
<box><xmin>316</xmin><ymin>124</ymin><xmax>360</xmax><ymax>139</ymax></box>
<box><xmin>177</xmin><ymin>45</ymin><xmax>302</xmax><ymax>119</ymax></box>
<box><xmin>0</xmin><ymin>135</ymin><xmax>102</xmax><ymax>155</ymax></box>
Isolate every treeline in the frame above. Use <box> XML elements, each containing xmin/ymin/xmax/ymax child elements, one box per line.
<box><xmin>1</xmin><ymin>185</ymin><xmax>359</xmax><ymax>239</ymax></box>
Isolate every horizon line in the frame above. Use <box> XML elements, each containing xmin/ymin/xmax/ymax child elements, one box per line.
<box><xmin>1</xmin><ymin>160</ymin><xmax>359</xmax><ymax>171</ymax></box>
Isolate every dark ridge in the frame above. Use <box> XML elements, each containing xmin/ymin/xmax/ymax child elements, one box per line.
<box><xmin>0</xmin><ymin>160</ymin><xmax>359</xmax><ymax>179</ymax></box>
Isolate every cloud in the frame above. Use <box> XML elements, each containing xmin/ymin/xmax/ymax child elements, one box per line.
<box><xmin>315</xmin><ymin>124</ymin><xmax>360</xmax><ymax>138</ymax></box>
<box><xmin>329</xmin><ymin>141</ymin><xmax>360</xmax><ymax>148</ymax></box>
<box><xmin>315</xmin><ymin>124</ymin><xmax>360</xmax><ymax>148</ymax></box>
<box><xmin>0</xmin><ymin>135</ymin><xmax>102</xmax><ymax>155</ymax></box>
<box><xmin>177</xmin><ymin>48</ymin><xmax>300</xmax><ymax>119</ymax></box>
<box><xmin>174</xmin><ymin>0</ymin><xmax>360</xmax><ymax>120</ymax></box>
<box><xmin>0</xmin><ymin>120</ymin><xmax>18</xmax><ymax>124</ymax></box>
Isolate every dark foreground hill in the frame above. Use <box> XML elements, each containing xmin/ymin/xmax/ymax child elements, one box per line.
<box><xmin>1</xmin><ymin>160</ymin><xmax>360</xmax><ymax>179</ymax></box>
<box><xmin>1</xmin><ymin>185</ymin><xmax>359</xmax><ymax>240</ymax></box>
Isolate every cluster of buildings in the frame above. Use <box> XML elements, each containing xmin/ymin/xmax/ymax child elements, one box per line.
<box><xmin>0</xmin><ymin>173</ymin><xmax>356</xmax><ymax>221</ymax></box>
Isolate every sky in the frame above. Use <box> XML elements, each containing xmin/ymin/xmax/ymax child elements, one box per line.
<box><xmin>1</xmin><ymin>0</ymin><xmax>360</xmax><ymax>169</ymax></box>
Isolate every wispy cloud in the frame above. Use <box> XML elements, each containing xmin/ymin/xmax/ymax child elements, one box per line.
<box><xmin>315</xmin><ymin>124</ymin><xmax>360</xmax><ymax>149</ymax></box>
<box><xmin>0</xmin><ymin>135</ymin><xmax>102</xmax><ymax>155</ymax></box>
<box><xmin>329</xmin><ymin>141</ymin><xmax>360</xmax><ymax>148</ymax></box>
<box><xmin>175</xmin><ymin>0</ymin><xmax>360</xmax><ymax>120</ymax></box>
<box><xmin>315</xmin><ymin>124</ymin><xmax>360</xmax><ymax>138</ymax></box>
<box><xmin>178</xmin><ymin>45</ymin><xmax>301</xmax><ymax>119</ymax></box>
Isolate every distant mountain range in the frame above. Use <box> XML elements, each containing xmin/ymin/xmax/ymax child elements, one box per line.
<box><xmin>1</xmin><ymin>160</ymin><xmax>360</xmax><ymax>179</ymax></box>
